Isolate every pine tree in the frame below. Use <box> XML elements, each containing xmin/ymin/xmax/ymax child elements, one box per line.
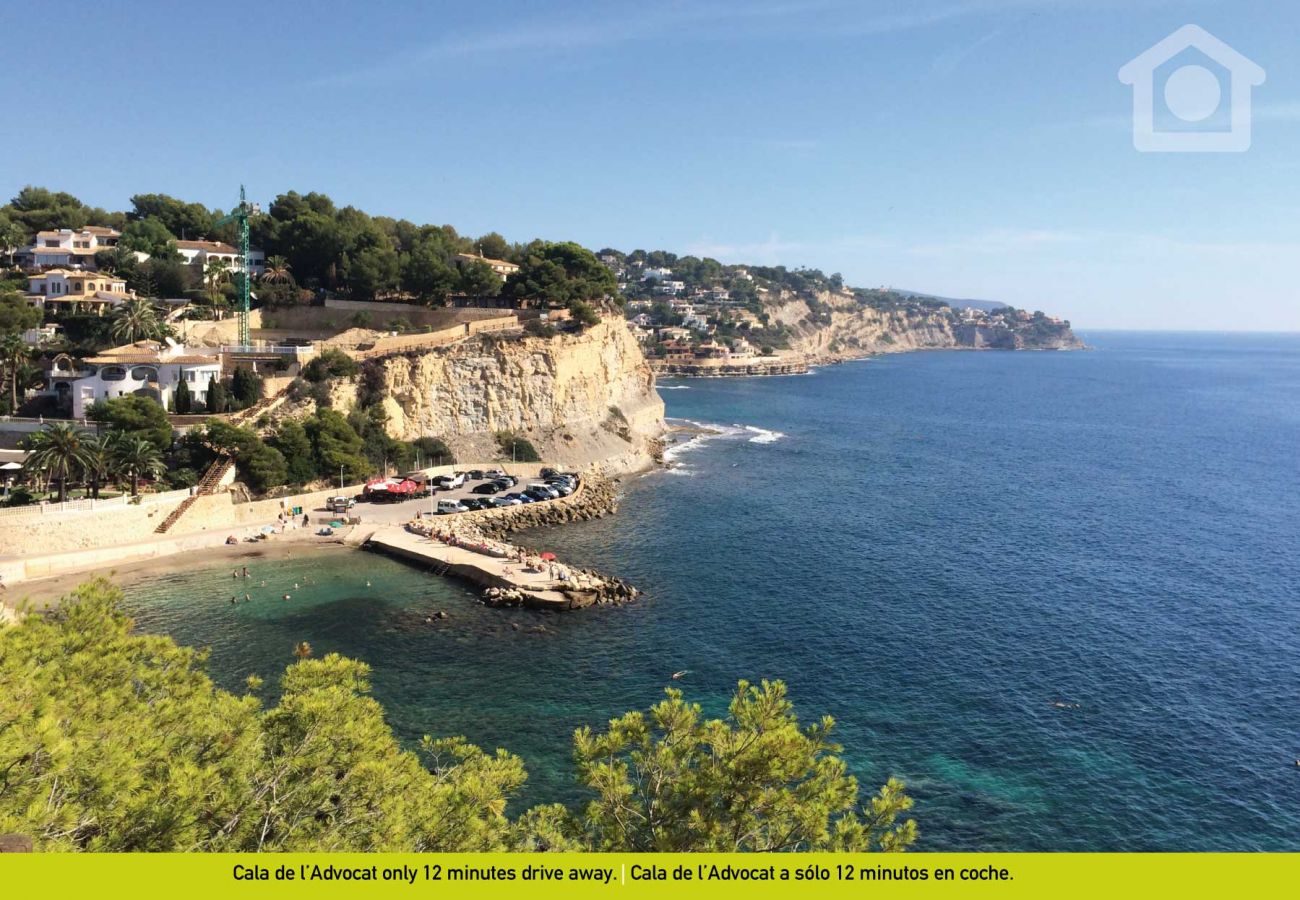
<box><xmin>206</xmin><ymin>375</ymin><xmax>227</xmax><ymax>414</ymax></box>
<box><xmin>173</xmin><ymin>378</ymin><xmax>192</xmax><ymax>415</ymax></box>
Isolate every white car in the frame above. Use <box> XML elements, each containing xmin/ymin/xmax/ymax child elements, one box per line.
<box><xmin>436</xmin><ymin>499</ymin><xmax>466</xmax><ymax>514</ymax></box>
<box><xmin>434</xmin><ymin>473</ymin><xmax>466</xmax><ymax>490</ymax></box>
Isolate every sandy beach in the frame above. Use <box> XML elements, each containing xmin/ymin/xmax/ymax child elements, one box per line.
<box><xmin>3</xmin><ymin>535</ymin><xmax>354</xmax><ymax>612</ymax></box>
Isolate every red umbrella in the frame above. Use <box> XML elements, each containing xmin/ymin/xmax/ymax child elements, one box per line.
<box><xmin>539</xmin><ymin>552</ymin><xmax>557</xmax><ymax>561</ymax></box>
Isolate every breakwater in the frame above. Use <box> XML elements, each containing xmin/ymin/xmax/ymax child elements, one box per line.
<box><xmin>361</xmin><ymin>476</ymin><xmax>637</xmax><ymax>611</ymax></box>
<box><xmin>650</xmin><ymin>358</ymin><xmax>810</xmax><ymax>377</ymax></box>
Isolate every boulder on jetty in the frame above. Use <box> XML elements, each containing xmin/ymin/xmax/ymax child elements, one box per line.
<box><xmin>371</xmin><ymin>475</ymin><xmax>638</xmax><ymax>612</ymax></box>
<box><xmin>471</xmin><ymin>477</ymin><xmax>623</xmax><ymax>539</ymax></box>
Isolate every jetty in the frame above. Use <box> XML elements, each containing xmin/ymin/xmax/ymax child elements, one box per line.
<box><xmin>362</xmin><ymin>522</ymin><xmax>631</xmax><ymax>611</ymax></box>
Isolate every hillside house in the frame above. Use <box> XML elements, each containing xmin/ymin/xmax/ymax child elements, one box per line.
<box><xmin>18</xmin><ymin>226</ymin><xmax>121</xmax><ymax>270</ymax></box>
<box><xmin>176</xmin><ymin>240</ymin><xmax>265</xmax><ymax>277</ymax></box>
<box><xmin>69</xmin><ymin>339</ymin><xmax>223</xmax><ymax>418</ymax></box>
<box><xmin>453</xmin><ymin>252</ymin><xmax>520</xmax><ymax>281</ymax></box>
<box><xmin>27</xmin><ymin>269</ymin><xmax>132</xmax><ymax>315</ymax></box>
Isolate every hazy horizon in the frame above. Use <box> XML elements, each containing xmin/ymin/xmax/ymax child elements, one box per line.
<box><xmin>2</xmin><ymin>0</ymin><xmax>1296</xmax><ymax>332</ymax></box>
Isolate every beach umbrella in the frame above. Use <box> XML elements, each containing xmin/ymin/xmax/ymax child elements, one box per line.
<box><xmin>539</xmin><ymin>552</ymin><xmax>557</xmax><ymax>561</ymax></box>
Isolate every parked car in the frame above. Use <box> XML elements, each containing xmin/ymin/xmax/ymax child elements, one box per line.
<box><xmin>436</xmin><ymin>499</ymin><xmax>466</xmax><ymax>514</ymax></box>
<box><xmin>328</xmin><ymin>496</ymin><xmax>355</xmax><ymax>514</ymax></box>
<box><xmin>524</xmin><ymin>489</ymin><xmax>553</xmax><ymax>502</ymax></box>
<box><xmin>527</xmin><ymin>483</ymin><xmax>559</xmax><ymax>498</ymax></box>
<box><xmin>484</xmin><ymin>468</ymin><xmax>506</xmax><ymax>479</ymax></box>
<box><xmin>540</xmin><ymin>467</ymin><xmax>559</xmax><ymax>479</ymax></box>
<box><xmin>506</xmin><ymin>492</ymin><xmax>533</xmax><ymax>504</ymax></box>
<box><xmin>434</xmin><ymin>473</ymin><xmax>466</xmax><ymax>490</ymax></box>
<box><xmin>472</xmin><ymin>482</ymin><xmax>502</xmax><ymax>494</ymax></box>
<box><xmin>491</xmin><ymin>497</ymin><xmax>520</xmax><ymax>507</ymax></box>
<box><xmin>468</xmin><ymin>469</ymin><xmax>485</xmax><ymax>480</ymax></box>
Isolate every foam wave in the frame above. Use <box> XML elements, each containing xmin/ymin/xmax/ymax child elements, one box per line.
<box><xmin>657</xmin><ymin>384</ymin><xmax>691</xmax><ymax>390</ymax></box>
<box><xmin>660</xmin><ymin>419</ymin><xmax>785</xmax><ymax>472</ymax></box>
<box><xmin>743</xmin><ymin>425</ymin><xmax>786</xmax><ymax>444</ymax></box>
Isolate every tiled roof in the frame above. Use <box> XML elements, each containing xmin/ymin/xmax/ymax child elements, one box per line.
<box><xmin>455</xmin><ymin>252</ymin><xmax>519</xmax><ymax>269</ymax></box>
<box><xmin>176</xmin><ymin>240</ymin><xmax>238</xmax><ymax>253</ymax></box>
<box><xmin>85</xmin><ymin>354</ymin><xmax>218</xmax><ymax>365</ymax></box>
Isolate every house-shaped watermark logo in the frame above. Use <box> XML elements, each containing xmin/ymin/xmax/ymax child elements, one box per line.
<box><xmin>1118</xmin><ymin>24</ymin><xmax>1264</xmax><ymax>152</ymax></box>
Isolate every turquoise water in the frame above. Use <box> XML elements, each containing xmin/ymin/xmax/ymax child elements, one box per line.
<box><xmin>122</xmin><ymin>332</ymin><xmax>1300</xmax><ymax>850</ymax></box>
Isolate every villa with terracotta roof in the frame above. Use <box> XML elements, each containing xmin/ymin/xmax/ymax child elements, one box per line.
<box><xmin>68</xmin><ymin>339</ymin><xmax>223</xmax><ymax>418</ymax></box>
<box><xmin>453</xmin><ymin>252</ymin><xmax>520</xmax><ymax>280</ymax></box>
<box><xmin>27</xmin><ymin>269</ymin><xmax>133</xmax><ymax>315</ymax></box>
<box><xmin>175</xmin><ymin>239</ymin><xmax>265</xmax><ymax>276</ymax></box>
<box><xmin>17</xmin><ymin>226</ymin><xmax>121</xmax><ymax>270</ymax></box>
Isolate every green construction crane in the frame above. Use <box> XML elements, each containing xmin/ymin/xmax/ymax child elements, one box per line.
<box><xmin>215</xmin><ymin>186</ymin><xmax>260</xmax><ymax>346</ymax></box>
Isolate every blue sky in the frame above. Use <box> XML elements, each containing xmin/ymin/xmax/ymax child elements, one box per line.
<box><xmin>1</xmin><ymin>0</ymin><xmax>1296</xmax><ymax>330</ymax></box>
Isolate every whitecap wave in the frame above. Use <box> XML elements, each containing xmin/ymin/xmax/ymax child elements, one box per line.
<box><xmin>657</xmin><ymin>384</ymin><xmax>691</xmax><ymax>390</ymax></box>
<box><xmin>743</xmin><ymin>425</ymin><xmax>786</xmax><ymax>444</ymax></box>
<box><xmin>659</xmin><ymin>419</ymin><xmax>785</xmax><ymax>473</ymax></box>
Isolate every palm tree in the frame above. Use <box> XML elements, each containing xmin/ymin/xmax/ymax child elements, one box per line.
<box><xmin>112</xmin><ymin>435</ymin><xmax>165</xmax><ymax>497</ymax></box>
<box><xmin>109</xmin><ymin>297</ymin><xmax>163</xmax><ymax>345</ymax></box>
<box><xmin>25</xmin><ymin>423</ymin><xmax>94</xmax><ymax>502</ymax></box>
<box><xmin>293</xmin><ymin>641</ymin><xmax>313</xmax><ymax>660</ymax></box>
<box><xmin>261</xmin><ymin>255</ymin><xmax>292</xmax><ymax>285</ymax></box>
<box><xmin>82</xmin><ymin>434</ymin><xmax>115</xmax><ymax>499</ymax></box>
<box><xmin>204</xmin><ymin>257</ymin><xmax>231</xmax><ymax>288</ymax></box>
<box><xmin>0</xmin><ymin>333</ymin><xmax>29</xmax><ymax>414</ymax></box>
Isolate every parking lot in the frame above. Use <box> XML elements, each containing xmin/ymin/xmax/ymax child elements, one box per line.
<box><xmin>334</xmin><ymin>468</ymin><xmax>578</xmax><ymax>523</ymax></box>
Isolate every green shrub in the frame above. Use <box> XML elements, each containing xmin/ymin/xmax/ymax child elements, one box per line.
<box><xmin>301</xmin><ymin>349</ymin><xmax>359</xmax><ymax>383</ymax></box>
<box><xmin>413</xmin><ymin>436</ymin><xmax>455</xmax><ymax>466</ymax></box>
<box><xmin>495</xmin><ymin>432</ymin><xmax>540</xmax><ymax>462</ymax></box>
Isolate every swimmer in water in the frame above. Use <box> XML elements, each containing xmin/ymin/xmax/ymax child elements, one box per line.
<box><xmin>283</xmin><ymin>594</ymin><xmax>291</xmax><ymax>601</ymax></box>
<box><xmin>294</xmin><ymin>582</ymin><xmax>300</xmax><ymax>590</ymax></box>
<box><xmin>230</xmin><ymin>596</ymin><xmax>237</xmax><ymax>605</ymax></box>
<box><xmin>244</xmin><ymin>594</ymin><xmax>251</xmax><ymax>602</ymax></box>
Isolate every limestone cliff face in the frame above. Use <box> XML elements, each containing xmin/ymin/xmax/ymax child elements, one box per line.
<box><xmin>336</xmin><ymin>319</ymin><xmax>665</xmax><ymax>475</ymax></box>
<box><xmin>766</xmin><ymin>291</ymin><xmax>1084</xmax><ymax>361</ymax></box>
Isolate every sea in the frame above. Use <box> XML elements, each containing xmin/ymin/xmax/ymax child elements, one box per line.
<box><xmin>121</xmin><ymin>331</ymin><xmax>1300</xmax><ymax>851</ymax></box>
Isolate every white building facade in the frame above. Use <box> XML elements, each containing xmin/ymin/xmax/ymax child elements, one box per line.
<box><xmin>175</xmin><ymin>240</ymin><xmax>265</xmax><ymax>277</ymax></box>
<box><xmin>71</xmin><ymin>340</ymin><xmax>223</xmax><ymax>419</ymax></box>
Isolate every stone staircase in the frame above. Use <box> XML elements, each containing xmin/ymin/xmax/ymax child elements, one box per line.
<box><xmin>151</xmin><ymin>384</ymin><xmax>291</xmax><ymax>535</ymax></box>
<box><xmin>154</xmin><ymin>456</ymin><xmax>234</xmax><ymax>534</ymax></box>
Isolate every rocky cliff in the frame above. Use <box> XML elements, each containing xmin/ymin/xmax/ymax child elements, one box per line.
<box><xmin>763</xmin><ymin>291</ymin><xmax>1085</xmax><ymax>362</ymax></box>
<box><xmin>329</xmin><ymin>318</ymin><xmax>665</xmax><ymax>475</ymax></box>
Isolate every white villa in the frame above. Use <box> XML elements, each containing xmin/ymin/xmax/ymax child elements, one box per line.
<box><xmin>453</xmin><ymin>252</ymin><xmax>520</xmax><ymax>281</ymax></box>
<box><xmin>27</xmin><ymin>269</ymin><xmax>133</xmax><ymax>315</ymax></box>
<box><xmin>69</xmin><ymin>339</ymin><xmax>223</xmax><ymax>419</ymax></box>
<box><xmin>175</xmin><ymin>240</ymin><xmax>265</xmax><ymax>277</ymax></box>
<box><xmin>19</xmin><ymin>226</ymin><xmax>121</xmax><ymax>270</ymax></box>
